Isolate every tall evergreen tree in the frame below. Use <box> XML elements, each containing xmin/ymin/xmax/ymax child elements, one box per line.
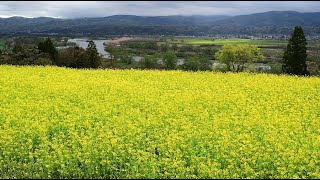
<box><xmin>86</xmin><ymin>40</ymin><xmax>101</xmax><ymax>68</ymax></box>
<box><xmin>38</xmin><ymin>37</ymin><xmax>58</xmax><ymax>64</ymax></box>
<box><xmin>282</xmin><ymin>26</ymin><xmax>309</xmax><ymax>75</ymax></box>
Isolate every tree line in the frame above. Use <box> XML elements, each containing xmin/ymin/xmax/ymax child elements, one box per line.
<box><xmin>0</xmin><ymin>26</ymin><xmax>314</xmax><ymax>76</ymax></box>
<box><xmin>0</xmin><ymin>38</ymin><xmax>102</xmax><ymax>69</ymax></box>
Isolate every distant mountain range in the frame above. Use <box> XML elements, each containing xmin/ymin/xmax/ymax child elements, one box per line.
<box><xmin>0</xmin><ymin>11</ymin><xmax>320</xmax><ymax>36</ymax></box>
<box><xmin>215</xmin><ymin>11</ymin><xmax>320</xmax><ymax>27</ymax></box>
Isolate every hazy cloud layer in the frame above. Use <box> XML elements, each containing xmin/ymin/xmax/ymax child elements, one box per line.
<box><xmin>0</xmin><ymin>1</ymin><xmax>319</xmax><ymax>18</ymax></box>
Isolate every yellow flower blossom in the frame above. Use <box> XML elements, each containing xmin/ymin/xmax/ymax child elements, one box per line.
<box><xmin>0</xmin><ymin>65</ymin><xmax>319</xmax><ymax>178</ymax></box>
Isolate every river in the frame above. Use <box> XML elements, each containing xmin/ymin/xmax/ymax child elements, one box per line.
<box><xmin>67</xmin><ymin>38</ymin><xmax>110</xmax><ymax>58</ymax></box>
<box><xmin>67</xmin><ymin>38</ymin><xmax>141</xmax><ymax>61</ymax></box>
<box><xmin>66</xmin><ymin>38</ymin><xmax>271</xmax><ymax>70</ymax></box>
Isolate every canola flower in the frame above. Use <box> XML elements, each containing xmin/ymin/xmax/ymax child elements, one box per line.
<box><xmin>0</xmin><ymin>65</ymin><xmax>319</xmax><ymax>178</ymax></box>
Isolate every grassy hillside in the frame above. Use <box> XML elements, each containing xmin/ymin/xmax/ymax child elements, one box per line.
<box><xmin>0</xmin><ymin>65</ymin><xmax>319</xmax><ymax>178</ymax></box>
<box><xmin>0</xmin><ymin>39</ymin><xmax>5</xmax><ymax>50</ymax></box>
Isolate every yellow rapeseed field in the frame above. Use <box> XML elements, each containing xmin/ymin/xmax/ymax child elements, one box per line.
<box><xmin>0</xmin><ymin>65</ymin><xmax>319</xmax><ymax>178</ymax></box>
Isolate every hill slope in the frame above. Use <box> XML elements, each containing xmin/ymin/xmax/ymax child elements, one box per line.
<box><xmin>0</xmin><ymin>11</ymin><xmax>320</xmax><ymax>35</ymax></box>
<box><xmin>215</xmin><ymin>11</ymin><xmax>320</xmax><ymax>26</ymax></box>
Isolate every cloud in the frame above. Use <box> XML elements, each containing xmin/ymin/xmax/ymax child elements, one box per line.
<box><xmin>0</xmin><ymin>1</ymin><xmax>319</xmax><ymax>18</ymax></box>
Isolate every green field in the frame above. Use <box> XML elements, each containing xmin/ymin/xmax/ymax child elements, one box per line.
<box><xmin>0</xmin><ymin>65</ymin><xmax>320</xmax><ymax>178</ymax></box>
<box><xmin>179</xmin><ymin>38</ymin><xmax>288</xmax><ymax>46</ymax></box>
<box><xmin>175</xmin><ymin>38</ymin><xmax>320</xmax><ymax>48</ymax></box>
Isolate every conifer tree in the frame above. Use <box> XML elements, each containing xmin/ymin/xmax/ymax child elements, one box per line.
<box><xmin>86</xmin><ymin>40</ymin><xmax>101</xmax><ymax>68</ymax></box>
<box><xmin>282</xmin><ymin>26</ymin><xmax>309</xmax><ymax>75</ymax></box>
<box><xmin>38</xmin><ymin>37</ymin><xmax>58</xmax><ymax>64</ymax></box>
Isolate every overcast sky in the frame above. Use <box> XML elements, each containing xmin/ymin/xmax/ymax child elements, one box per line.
<box><xmin>0</xmin><ymin>1</ymin><xmax>319</xmax><ymax>18</ymax></box>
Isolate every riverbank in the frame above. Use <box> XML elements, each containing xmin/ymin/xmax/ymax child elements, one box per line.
<box><xmin>104</xmin><ymin>37</ymin><xmax>133</xmax><ymax>46</ymax></box>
